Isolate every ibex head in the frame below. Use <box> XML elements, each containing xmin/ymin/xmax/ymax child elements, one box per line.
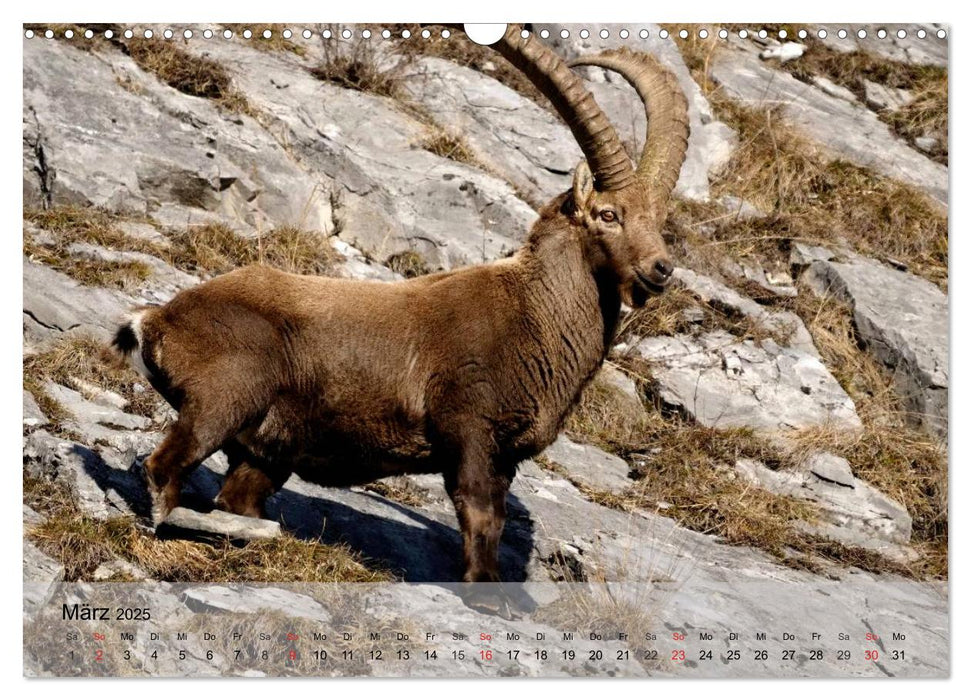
<box><xmin>494</xmin><ymin>29</ymin><xmax>690</xmax><ymax>307</ymax></box>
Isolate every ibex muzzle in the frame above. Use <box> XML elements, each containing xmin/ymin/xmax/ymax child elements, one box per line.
<box><xmin>111</xmin><ymin>25</ymin><xmax>689</xmax><ymax>609</ymax></box>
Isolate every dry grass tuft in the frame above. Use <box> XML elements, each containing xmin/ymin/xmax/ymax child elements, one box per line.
<box><xmin>384</xmin><ymin>250</ymin><xmax>431</xmax><ymax>279</ymax></box>
<box><xmin>126</xmin><ymin>38</ymin><xmax>254</xmax><ymax>115</ymax></box>
<box><xmin>24</xmin><ymin>474</ymin><xmax>391</xmax><ymax>583</ymax></box>
<box><xmin>616</xmin><ymin>282</ymin><xmax>791</xmax><ymax>347</ymax></box>
<box><xmin>168</xmin><ymin>223</ymin><xmax>341</xmax><ymax>276</ymax></box>
<box><xmin>417</xmin><ymin>127</ymin><xmax>479</xmax><ymax>166</ymax></box>
<box><xmin>24</xmin><ymin>333</ymin><xmax>164</xmax><ymax>420</ymax></box>
<box><xmin>310</xmin><ymin>31</ymin><xmax>410</xmax><ymax>100</ymax></box>
<box><xmin>364</xmin><ymin>477</ymin><xmax>430</xmax><ymax>507</ymax></box>
<box><xmin>221</xmin><ymin>24</ymin><xmax>306</xmax><ymax>56</ymax></box>
<box><xmin>24</xmin><ymin>237</ymin><xmax>152</xmax><ymax>290</ymax></box>
<box><xmin>26</xmin><ymin>207</ymin><xmax>342</xmax><ymax>279</ymax></box>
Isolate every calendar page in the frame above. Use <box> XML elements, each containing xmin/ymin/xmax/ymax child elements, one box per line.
<box><xmin>21</xmin><ymin>22</ymin><xmax>949</xmax><ymax>679</ymax></box>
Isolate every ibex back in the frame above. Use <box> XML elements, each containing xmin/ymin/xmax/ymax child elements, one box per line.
<box><xmin>111</xmin><ymin>26</ymin><xmax>689</xmax><ymax>605</ymax></box>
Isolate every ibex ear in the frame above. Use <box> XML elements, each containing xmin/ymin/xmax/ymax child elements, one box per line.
<box><xmin>572</xmin><ymin>160</ymin><xmax>594</xmax><ymax>213</ymax></box>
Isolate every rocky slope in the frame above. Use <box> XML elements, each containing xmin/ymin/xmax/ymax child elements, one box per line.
<box><xmin>23</xmin><ymin>24</ymin><xmax>948</xmax><ymax>676</ymax></box>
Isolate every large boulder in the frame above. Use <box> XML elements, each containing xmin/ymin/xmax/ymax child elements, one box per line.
<box><xmin>630</xmin><ymin>330</ymin><xmax>861</xmax><ymax>434</ymax></box>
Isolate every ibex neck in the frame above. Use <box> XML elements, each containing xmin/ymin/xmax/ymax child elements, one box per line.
<box><xmin>513</xmin><ymin>216</ymin><xmax>621</xmax><ymax>426</ymax></box>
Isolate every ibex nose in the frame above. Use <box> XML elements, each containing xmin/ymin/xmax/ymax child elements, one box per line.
<box><xmin>653</xmin><ymin>258</ymin><xmax>674</xmax><ymax>283</ymax></box>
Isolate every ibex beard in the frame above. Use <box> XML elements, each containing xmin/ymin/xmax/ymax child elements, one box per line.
<box><xmin>109</xmin><ymin>26</ymin><xmax>689</xmax><ymax>604</ymax></box>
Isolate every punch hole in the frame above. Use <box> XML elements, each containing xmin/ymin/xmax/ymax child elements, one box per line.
<box><xmin>65</xmin><ymin>29</ymin><xmax>74</xmax><ymax>39</ymax></box>
<box><xmin>837</xmin><ymin>29</ymin><xmax>847</xmax><ymax>39</ymax></box>
<box><xmin>738</xmin><ymin>29</ymin><xmax>748</xmax><ymax>39</ymax></box>
<box><xmin>401</xmin><ymin>29</ymin><xmax>410</xmax><ymax>39</ymax></box>
<box><xmin>382</xmin><ymin>29</ymin><xmax>392</xmax><ymax>39</ymax></box>
<box><xmin>441</xmin><ymin>29</ymin><xmax>451</xmax><ymax>39</ymax></box>
<box><xmin>144</xmin><ymin>29</ymin><xmax>153</xmax><ymax>39</ymax></box>
<box><xmin>857</xmin><ymin>29</ymin><xmax>867</xmax><ymax>39</ymax></box>
<box><xmin>877</xmin><ymin>29</ymin><xmax>887</xmax><ymax>39</ymax></box>
<box><xmin>223</xmin><ymin>29</ymin><xmax>232</xmax><ymax>39</ymax></box>
<box><xmin>342</xmin><ymin>29</ymin><xmax>353</xmax><ymax>39</ymax></box>
<box><xmin>639</xmin><ymin>29</ymin><xmax>649</xmax><ymax>39</ymax></box>
<box><xmin>125</xmin><ymin>29</ymin><xmax>134</xmax><ymax>38</ymax></box>
<box><xmin>84</xmin><ymin>29</ymin><xmax>93</xmax><ymax>38</ymax></box>
<box><xmin>540</xmin><ymin>29</ymin><xmax>549</xmax><ymax>39</ymax></box>
<box><xmin>718</xmin><ymin>29</ymin><xmax>728</xmax><ymax>39</ymax></box>
<box><xmin>45</xmin><ymin>29</ymin><xmax>53</xmax><ymax>39</ymax></box>
<box><xmin>105</xmin><ymin>29</ymin><xmax>114</xmax><ymax>38</ymax></box>
<box><xmin>283</xmin><ymin>29</ymin><xmax>292</xmax><ymax>39</ymax></box>
<box><xmin>361</xmin><ymin>29</ymin><xmax>372</xmax><ymax>39</ymax></box>
<box><xmin>917</xmin><ymin>29</ymin><xmax>926</xmax><ymax>39</ymax></box>
<box><xmin>520</xmin><ymin>29</ymin><xmax>529</xmax><ymax>39</ymax></box>
<box><xmin>817</xmin><ymin>29</ymin><xmax>828</xmax><ymax>39</ymax></box>
<box><xmin>798</xmin><ymin>29</ymin><xmax>808</xmax><ymax>39</ymax></box>
<box><xmin>778</xmin><ymin>29</ymin><xmax>787</xmax><ymax>39</ymax></box>
<box><xmin>619</xmin><ymin>28</ymin><xmax>629</xmax><ymax>39</ymax></box>
<box><xmin>579</xmin><ymin>29</ymin><xmax>589</xmax><ymax>39</ymax></box>
<box><xmin>659</xmin><ymin>29</ymin><xmax>669</xmax><ymax>39</ymax></box>
<box><xmin>699</xmin><ymin>29</ymin><xmax>709</xmax><ymax>39</ymax></box>
<box><xmin>462</xmin><ymin>24</ymin><xmax>507</xmax><ymax>45</ymax></box>
<box><xmin>24</xmin><ymin>29</ymin><xmax>34</xmax><ymax>38</ymax></box>
<box><xmin>264</xmin><ymin>29</ymin><xmax>273</xmax><ymax>39</ymax></box>
<box><xmin>203</xmin><ymin>29</ymin><xmax>213</xmax><ymax>39</ymax></box>
<box><xmin>303</xmin><ymin>29</ymin><xmax>313</xmax><ymax>39</ymax></box>
<box><xmin>183</xmin><ymin>29</ymin><xmax>192</xmax><ymax>39</ymax></box>
<box><xmin>937</xmin><ymin>29</ymin><xmax>946</xmax><ymax>39</ymax></box>
<box><xmin>758</xmin><ymin>29</ymin><xmax>767</xmax><ymax>39</ymax></box>
<box><xmin>560</xmin><ymin>29</ymin><xmax>570</xmax><ymax>39</ymax></box>
<box><xmin>422</xmin><ymin>29</ymin><xmax>431</xmax><ymax>39</ymax></box>
<box><xmin>243</xmin><ymin>29</ymin><xmax>253</xmax><ymax>39</ymax></box>
<box><xmin>679</xmin><ymin>29</ymin><xmax>688</xmax><ymax>39</ymax></box>
<box><xmin>600</xmin><ymin>29</ymin><xmax>609</xmax><ymax>39</ymax></box>
<box><xmin>164</xmin><ymin>29</ymin><xmax>173</xmax><ymax>39</ymax></box>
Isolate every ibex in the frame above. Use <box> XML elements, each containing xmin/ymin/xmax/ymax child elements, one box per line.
<box><xmin>112</xmin><ymin>26</ymin><xmax>689</xmax><ymax>607</ymax></box>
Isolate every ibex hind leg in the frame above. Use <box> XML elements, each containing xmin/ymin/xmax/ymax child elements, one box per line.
<box><xmin>144</xmin><ymin>402</ymin><xmax>253</xmax><ymax>525</ymax></box>
<box><xmin>215</xmin><ymin>440</ymin><xmax>293</xmax><ymax>519</ymax></box>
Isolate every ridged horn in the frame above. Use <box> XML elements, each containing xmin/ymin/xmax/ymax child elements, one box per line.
<box><xmin>491</xmin><ymin>25</ymin><xmax>636</xmax><ymax>191</ymax></box>
<box><xmin>569</xmin><ymin>49</ymin><xmax>690</xmax><ymax>211</ymax></box>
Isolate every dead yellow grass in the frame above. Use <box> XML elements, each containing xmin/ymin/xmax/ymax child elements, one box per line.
<box><xmin>25</xmin><ymin>473</ymin><xmax>391</xmax><ymax>583</ymax></box>
<box><xmin>24</xmin><ymin>237</ymin><xmax>152</xmax><ymax>290</ymax></box>
<box><xmin>384</xmin><ymin>250</ymin><xmax>430</xmax><ymax>278</ymax></box>
<box><xmin>777</xmin><ymin>287</ymin><xmax>947</xmax><ymax>577</ymax></box>
<box><xmin>364</xmin><ymin>476</ymin><xmax>430</xmax><ymax>507</ymax></box>
<box><xmin>667</xmin><ymin>97</ymin><xmax>948</xmax><ymax>290</ymax></box>
<box><xmin>126</xmin><ymin>38</ymin><xmax>254</xmax><ymax>115</ymax></box>
<box><xmin>563</xmin><ymin>355</ymin><xmax>942</xmax><ymax>578</ymax></box>
<box><xmin>417</xmin><ymin>127</ymin><xmax>479</xmax><ymax>166</ymax></box>
<box><xmin>669</xmin><ymin>33</ymin><xmax>948</xmax><ymax>289</ymax></box>
<box><xmin>221</xmin><ymin>24</ymin><xmax>306</xmax><ymax>56</ymax></box>
<box><xmin>24</xmin><ymin>333</ymin><xmax>165</xmax><ymax>421</ymax></box>
<box><xmin>25</xmin><ymin>207</ymin><xmax>342</xmax><ymax>279</ymax></box>
<box><xmin>168</xmin><ymin>222</ymin><xmax>341</xmax><ymax>276</ymax></box>
<box><xmin>311</xmin><ymin>29</ymin><xmax>410</xmax><ymax>100</ymax></box>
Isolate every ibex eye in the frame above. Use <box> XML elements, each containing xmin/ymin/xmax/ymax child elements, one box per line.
<box><xmin>600</xmin><ymin>210</ymin><xmax>617</xmax><ymax>223</ymax></box>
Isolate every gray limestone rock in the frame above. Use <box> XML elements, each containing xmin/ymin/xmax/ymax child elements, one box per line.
<box><xmin>158</xmin><ymin>507</ymin><xmax>283</xmax><ymax>543</ymax></box>
<box><xmin>631</xmin><ymin>330</ymin><xmax>861</xmax><ymax>434</ymax></box>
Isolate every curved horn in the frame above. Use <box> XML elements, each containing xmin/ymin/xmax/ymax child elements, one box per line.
<box><xmin>569</xmin><ymin>49</ymin><xmax>690</xmax><ymax>210</ymax></box>
<box><xmin>492</xmin><ymin>25</ymin><xmax>636</xmax><ymax>191</ymax></box>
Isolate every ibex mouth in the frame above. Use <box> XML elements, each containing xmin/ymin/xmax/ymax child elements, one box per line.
<box><xmin>631</xmin><ymin>269</ymin><xmax>668</xmax><ymax>306</ymax></box>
